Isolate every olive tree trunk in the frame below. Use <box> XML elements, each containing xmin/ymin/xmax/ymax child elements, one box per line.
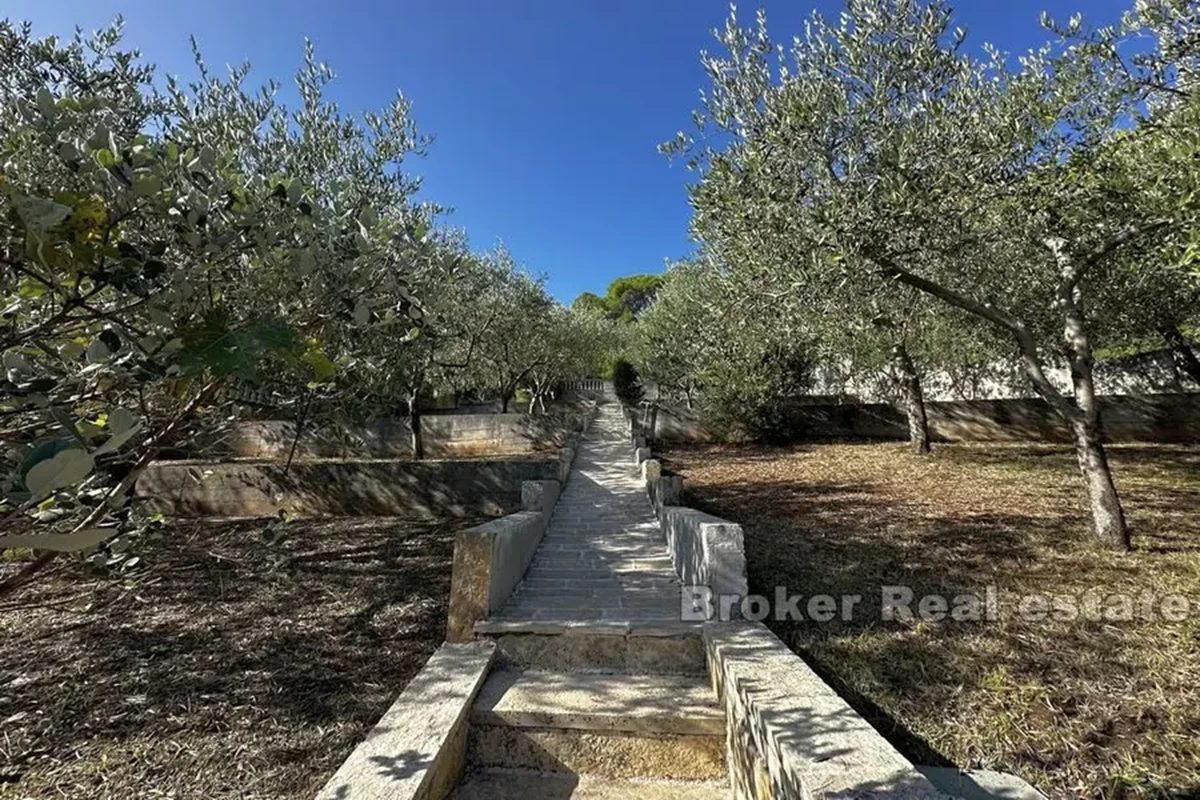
<box><xmin>892</xmin><ymin>343</ymin><xmax>931</xmax><ymax>454</ymax></box>
<box><xmin>1049</xmin><ymin>244</ymin><xmax>1130</xmax><ymax>550</ymax></box>
<box><xmin>408</xmin><ymin>393</ymin><xmax>425</xmax><ymax>460</ymax></box>
<box><xmin>1061</xmin><ymin>312</ymin><xmax>1129</xmax><ymax>550</ymax></box>
<box><xmin>872</xmin><ymin>242</ymin><xmax>1136</xmax><ymax>551</ymax></box>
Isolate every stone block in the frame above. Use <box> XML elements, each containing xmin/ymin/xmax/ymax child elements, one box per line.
<box><xmin>641</xmin><ymin>458</ymin><xmax>662</xmax><ymax>484</ymax></box>
<box><xmin>453</xmin><ymin>772</ymin><xmax>729</xmax><ymax>799</ymax></box>
<box><xmin>447</xmin><ymin>526</ymin><xmax>493</xmax><ymax>643</ymax></box>
<box><xmin>486</xmin><ymin>511</ymin><xmax>552</xmax><ymax>612</ymax></box>
<box><xmin>659</xmin><ymin>506</ymin><xmax>749</xmax><ymax>600</ymax></box>
<box><xmin>316</xmin><ymin>641</ymin><xmax>495</xmax><ymax>800</ymax></box>
<box><xmin>657</xmin><ymin>475</ymin><xmax>683</xmax><ymax>509</ymax></box>
<box><xmin>558</xmin><ymin>447</ymin><xmax>575</xmax><ymax>483</ymax></box>
<box><xmin>521</xmin><ymin>479</ymin><xmax>560</xmax><ymax>514</ymax></box>
<box><xmin>471</xmin><ymin>669</ymin><xmax>725</xmax><ymax>735</ymax></box>
<box><xmin>705</xmin><ymin>622</ymin><xmax>945</xmax><ymax>800</ymax></box>
<box><xmin>487</xmin><ymin>629</ymin><xmax>706</xmax><ymax>675</ymax></box>
<box><xmin>447</xmin><ymin>510</ymin><xmax>552</xmax><ymax>642</ymax></box>
<box><xmin>917</xmin><ymin>766</ymin><xmax>1047</xmax><ymax>800</ymax></box>
<box><xmin>467</xmin><ymin>725</ymin><xmax>725</xmax><ymax>781</ymax></box>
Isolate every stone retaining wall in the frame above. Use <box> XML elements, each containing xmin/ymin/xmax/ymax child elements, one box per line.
<box><xmin>627</xmin><ymin>407</ymin><xmax>750</xmax><ymax>610</ymax></box>
<box><xmin>705</xmin><ymin>622</ymin><xmax>945</xmax><ymax>800</ymax></box>
<box><xmin>446</xmin><ymin>479</ymin><xmax>564</xmax><ymax>642</ymax></box>
<box><xmin>226</xmin><ymin>408</ymin><xmax>591</xmax><ymax>460</ymax></box>
<box><xmin>135</xmin><ymin>457</ymin><xmax>558</xmax><ymax>518</ymax></box>
<box><xmin>658</xmin><ymin>507</ymin><xmax>749</xmax><ymax>603</ymax></box>
<box><xmin>652</xmin><ymin>392</ymin><xmax>1200</xmax><ymax>444</ymax></box>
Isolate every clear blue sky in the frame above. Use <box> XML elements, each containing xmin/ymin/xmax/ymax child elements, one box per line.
<box><xmin>6</xmin><ymin>0</ymin><xmax>1129</xmax><ymax>302</ymax></box>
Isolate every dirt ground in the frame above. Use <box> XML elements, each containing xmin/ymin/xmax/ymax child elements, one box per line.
<box><xmin>660</xmin><ymin>440</ymin><xmax>1200</xmax><ymax>800</ymax></box>
<box><xmin>0</xmin><ymin>514</ymin><xmax>477</xmax><ymax>799</ymax></box>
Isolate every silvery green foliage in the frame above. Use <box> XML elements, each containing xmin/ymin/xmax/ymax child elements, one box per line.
<box><xmin>521</xmin><ymin>306</ymin><xmax>612</xmax><ymax>412</ymax></box>
<box><xmin>631</xmin><ymin>258</ymin><xmax>722</xmax><ymax>407</ymax></box>
<box><xmin>668</xmin><ymin>0</ymin><xmax>1200</xmax><ymax>547</ymax></box>
<box><xmin>633</xmin><ymin>256</ymin><xmax>816</xmax><ymax>432</ymax></box>
<box><xmin>0</xmin><ymin>19</ymin><xmax>429</xmax><ymax>558</ymax></box>
<box><xmin>669</xmin><ymin>0</ymin><xmax>1194</xmax><ymax>337</ymax></box>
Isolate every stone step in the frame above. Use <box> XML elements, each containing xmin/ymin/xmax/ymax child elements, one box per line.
<box><xmin>466</xmin><ymin>723</ymin><xmax>726</xmax><ymax>781</ymax></box>
<box><xmin>472</xmin><ymin>669</ymin><xmax>724</xmax><ymax>735</ymax></box>
<box><xmin>475</xmin><ymin>621</ymin><xmax>706</xmax><ymax>675</ymax></box>
<box><xmin>452</xmin><ymin>769</ymin><xmax>730</xmax><ymax>799</ymax></box>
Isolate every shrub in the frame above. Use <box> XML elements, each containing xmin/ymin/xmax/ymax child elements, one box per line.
<box><xmin>700</xmin><ymin>342</ymin><xmax>816</xmax><ymax>444</ymax></box>
<box><xmin>611</xmin><ymin>359</ymin><xmax>644</xmax><ymax>407</ymax></box>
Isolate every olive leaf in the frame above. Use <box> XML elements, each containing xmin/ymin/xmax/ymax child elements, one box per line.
<box><xmin>25</xmin><ymin>448</ymin><xmax>95</xmax><ymax>499</ymax></box>
<box><xmin>0</xmin><ymin>527</ymin><xmax>116</xmax><ymax>553</ymax></box>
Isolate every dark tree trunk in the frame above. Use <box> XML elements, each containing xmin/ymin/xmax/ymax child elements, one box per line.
<box><xmin>284</xmin><ymin>389</ymin><xmax>314</xmax><ymax>476</ymax></box>
<box><xmin>1054</xmin><ymin>262</ymin><xmax>1130</xmax><ymax>551</ymax></box>
<box><xmin>408</xmin><ymin>394</ymin><xmax>424</xmax><ymax>460</ymax></box>
<box><xmin>892</xmin><ymin>343</ymin><xmax>931</xmax><ymax>454</ymax></box>
<box><xmin>500</xmin><ymin>391</ymin><xmax>511</xmax><ymax>414</ymax></box>
<box><xmin>1159</xmin><ymin>323</ymin><xmax>1200</xmax><ymax>385</ymax></box>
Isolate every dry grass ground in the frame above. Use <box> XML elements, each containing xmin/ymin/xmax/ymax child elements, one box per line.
<box><xmin>0</xmin><ymin>515</ymin><xmax>477</xmax><ymax>799</ymax></box>
<box><xmin>660</xmin><ymin>441</ymin><xmax>1200</xmax><ymax>800</ymax></box>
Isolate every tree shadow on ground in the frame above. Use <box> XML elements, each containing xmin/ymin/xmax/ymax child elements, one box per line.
<box><xmin>0</xmin><ymin>514</ymin><xmax>483</xmax><ymax>799</ymax></box>
<box><xmin>662</xmin><ymin>440</ymin><xmax>1200</xmax><ymax>798</ymax></box>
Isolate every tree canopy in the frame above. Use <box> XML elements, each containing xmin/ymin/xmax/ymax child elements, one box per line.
<box><xmin>652</xmin><ymin>0</ymin><xmax>1200</xmax><ymax>550</ymax></box>
<box><xmin>0</xmin><ymin>19</ymin><xmax>599</xmax><ymax>576</ymax></box>
<box><xmin>572</xmin><ymin>273</ymin><xmax>664</xmax><ymax>322</ymax></box>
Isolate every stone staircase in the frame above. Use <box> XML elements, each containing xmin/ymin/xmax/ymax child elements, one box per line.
<box><xmin>451</xmin><ymin>404</ymin><xmax>730</xmax><ymax>797</ymax></box>
<box><xmin>320</xmin><ymin>400</ymin><xmax>1048</xmax><ymax>800</ymax></box>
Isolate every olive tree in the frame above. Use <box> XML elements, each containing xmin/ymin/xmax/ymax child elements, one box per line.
<box><xmin>0</xmin><ymin>19</ymin><xmax>429</xmax><ymax>588</ymax></box>
<box><xmin>522</xmin><ymin>306</ymin><xmax>610</xmax><ymax>413</ymax></box>
<box><xmin>474</xmin><ymin>253</ymin><xmax>557</xmax><ymax>413</ymax></box>
<box><xmin>668</xmin><ymin>0</ymin><xmax>1199</xmax><ymax>549</ymax></box>
<box><xmin>632</xmin><ymin>259</ymin><xmax>719</xmax><ymax>409</ymax></box>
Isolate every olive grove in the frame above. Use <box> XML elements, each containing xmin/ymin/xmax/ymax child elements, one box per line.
<box><xmin>660</xmin><ymin>0</ymin><xmax>1200</xmax><ymax>550</ymax></box>
<box><xmin>0</xmin><ymin>20</ymin><xmax>597</xmax><ymax>591</ymax></box>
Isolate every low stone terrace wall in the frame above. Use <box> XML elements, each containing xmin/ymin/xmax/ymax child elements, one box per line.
<box><xmin>225</xmin><ymin>408</ymin><xmax>591</xmax><ymax>461</ymax></box>
<box><xmin>135</xmin><ymin>456</ymin><xmax>559</xmax><ymax>519</ymax></box>
<box><xmin>445</xmin><ymin>478</ymin><xmax>566</xmax><ymax>642</ymax></box>
<box><xmin>653</xmin><ymin>392</ymin><xmax>1200</xmax><ymax>444</ymax></box>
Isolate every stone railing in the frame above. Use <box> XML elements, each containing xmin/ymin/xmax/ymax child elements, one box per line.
<box><xmin>704</xmin><ymin>622</ymin><xmax>947</xmax><ymax>799</ymax></box>
<box><xmin>445</xmin><ymin>479</ymin><xmax>561</xmax><ymax>643</ymax></box>
<box><xmin>561</xmin><ymin>379</ymin><xmax>615</xmax><ymax>402</ymax></box>
<box><xmin>623</xmin><ymin>403</ymin><xmax>748</xmax><ymax>605</ymax></box>
<box><xmin>315</xmin><ymin>640</ymin><xmax>496</xmax><ymax>800</ymax></box>
<box><xmin>621</xmin><ymin>406</ymin><xmax>1044</xmax><ymax>800</ymax></box>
